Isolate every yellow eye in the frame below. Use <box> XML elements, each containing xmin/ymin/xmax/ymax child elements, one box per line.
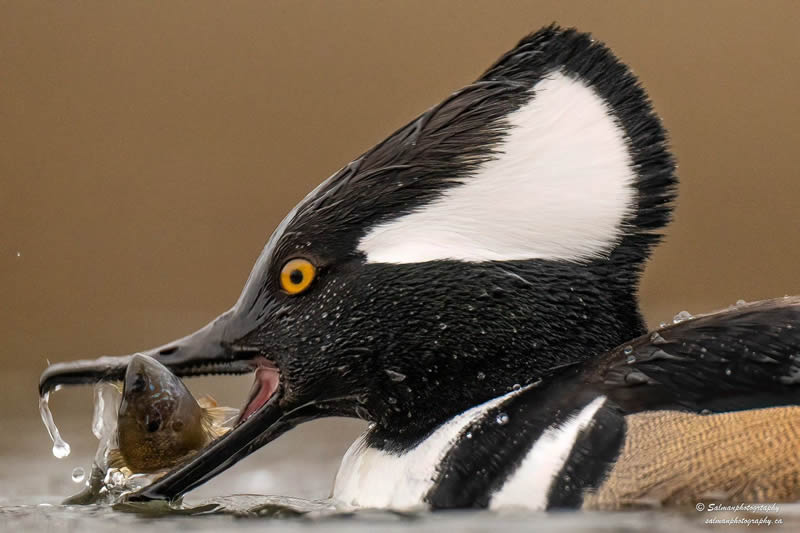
<box><xmin>280</xmin><ymin>258</ymin><xmax>316</xmax><ymax>295</ymax></box>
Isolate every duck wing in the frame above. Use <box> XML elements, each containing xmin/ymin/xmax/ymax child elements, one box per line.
<box><xmin>586</xmin><ymin>296</ymin><xmax>800</xmax><ymax>414</ymax></box>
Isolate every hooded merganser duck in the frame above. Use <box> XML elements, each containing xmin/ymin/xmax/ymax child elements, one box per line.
<box><xmin>39</xmin><ymin>26</ymin><xmax>800</xmax><ymax>510</ymax></box>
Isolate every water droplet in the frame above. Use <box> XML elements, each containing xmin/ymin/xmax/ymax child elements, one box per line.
<box><xmin>52</xmin><ymin>441</ymin><xmax>71</xmax><ymax>459</ymax></box>
<box><xmin>736</xmin><ymin>299</ymin><xmax>747</xmax><ymax>306</ymax></box>
<box><xmin>626</xmin><ymin>355</ymin><xmax>636</xmax><ymax>364</ymax></box>
<box><xmin>39</xmin><ymin>392</ymin><xmax>71</xmax><ymax>459</ymax></box>
<box><xmin>496</xmin><ymin>413</ymin><xmax>509</xmax><ymax>425</ymax></box>
<box><xmin>672</xmin><ymin>310</ymin><xmax>693</xmax><ymax>324</ymax></box>
<box><xmin>71</xmin><ymin>467</ymin><xmax>85</xmax><ymax>483</ymax></box>
<box><xmin>385</xmin><ymin>369</ymin><xmax>407</xmax><ymax>382</ymax></box>
<box><xmin>465</xmin><ymin>432</ymin><xmax>473</xmax><ymax>439</ymax></box>
<box><xmin>623</xmin><ymin>345</ymin><xmax>633</xmax><ymax>355</ymax></box>
<box><xmin>477</xmin><ymin>371</ymin><xmax>486</xmax><ymax>381</ymax></box>
<box><xmin>321</xmin><ymin>312</ymin><xmax>328</xmax><ymax>319</ymax></box>
<box><xmin>725</xmin><ymin>368</ymin><xmax>732</xmax><ymax>376</ymax></box>
<box><xmin>439</xmin><ymin>323</ymin><xmax>448</xmax><ymax>330</ymax></box>
<box><xmin>16</xmin><ymin>251</ymin><xmax>21</xmax><ymax>257</ymax></box>
<box><xmin>511</xmin><ymin>383</ymin><xmax>521</xmax><ymax>391</ymax></box>
<box><xmin>659</xmin><ymin>322</ymin><xmax>667</xmax><ymax>328</ymax></box>
<box><xmin>700</xmin><ymin>409</ymin><xmax>712</xmax><ymax>415</ymax></box>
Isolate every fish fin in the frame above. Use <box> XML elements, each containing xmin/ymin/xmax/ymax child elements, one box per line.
<box><xmin>107</xmin><ymin>448</ymin><xmax>128</xmax><ymax>470</ymax></box>
<box><xmin>204</xmin><ymin>405</ymin><xmax>239</xmax><ymax>426</ymax></box>
<box><xmin>200</xmin><ymin>406</ymin><xmax>239</xmax><ymax>440</ymax></box>
<box><xmin>196</xmin><ymin>395</ymin><xmax>219</xmax><ymax>409</ymax></box>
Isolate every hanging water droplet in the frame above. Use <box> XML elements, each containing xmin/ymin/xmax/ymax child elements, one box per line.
<box><xmin>672</xmin><ymin>310</ymin><xmax>693</xmax><ymax>324</ymax></box>
<box><xmin>477</xmin><ymin>371</ymin><xmax>486</xmax><ymax>381</ymax></box>
<box><xmin>16</xmin><ymin>251</ymin><xmax>21</xmax><ymax>257</ymax></box>
<box><xmin>465</xmin><ymin>432</ymin><xmax>473</xmax><ymax>439</ymax></box>
<box><xmin>71</xmin><ymin>467</ymin><xmax>85</xmax><ymax>483</ymax></box>
<box><xmin>736</xmin><ymin>299</ymin><xmax>747</xmax><ymax>306</ymax></box>
<box><xmin>626</xmin><ymin>355</ymin><xmax>636</xmax><ymax>364</ymax></box>
<box><xmin>512</xmin><ymin>383</ymin><xmax>521</xmax><ymax>391</ymax></box>
<box><xmin>52</xmin><ymin>441</ymin><xmax>71</xmax><ymax>459</ymax></box>
<box><xmin>623</xmin><ymin>345</ymin><xmax>633</xmax><ymax>355</ymax></box>
<box><xmin>39</xmin><ymin>392</ymin><xmax>71</xmax><ymax>459</ymax></box>
<box><xmin>725</xmin><ymin>368</ymin><xmax>732</xmax><ymax>376</ymax></box>
<box><xmin>700</xmin><ymin>409</ymin><xmax>712</xmax><ymax>415</ymax></box>
<box><xmin>496</xmin><ymin>413</ymin><xmax>509</xmax><ymax>425</ymax></box>
<box><xmin>385</xmin><ymin>369</ymin><xmax>407</xmax><ymax>382</ymax></box>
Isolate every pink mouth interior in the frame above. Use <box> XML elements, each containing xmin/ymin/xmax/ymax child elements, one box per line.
<box><xmin>238</xmin><ymin>359</ymin><xmax>280</xmax><ymax>424</ymax></box>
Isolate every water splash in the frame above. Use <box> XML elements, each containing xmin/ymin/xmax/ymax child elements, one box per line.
<box><xmin>92</xmin><ymin>386</ymin><xmax>106</xmax><ymax>439</ymax></box>
<box><xmin>39</xmin><ymin>391</ymin><xmax>71</xmax><ymax>458</ymax></box>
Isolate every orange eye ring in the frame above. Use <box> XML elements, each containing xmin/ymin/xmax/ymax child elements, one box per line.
<box><xmin>280</xmin><ymin>258</ymin><xmax>316</xmax><ymax>295</ymax></box>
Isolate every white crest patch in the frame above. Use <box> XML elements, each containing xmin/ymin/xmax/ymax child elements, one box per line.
<box><xmin>358</xmin><ymin>72</ymin><xmax>636</xmax><ymax>264</ymax></box>
<box><xmin>489</xmin><ymin>395</ymin><xmax>607</xmax><ymax>510</ymax></box>
<box><xmin>332</xmin><ymin>387</ymin><xmax>525</xmax><ymax>510</ymax></box>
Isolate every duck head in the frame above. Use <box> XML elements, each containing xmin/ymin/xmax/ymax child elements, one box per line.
<box><xmin>39</xmin><ymin>26</ymin><xmax>676</xmax><ymax>499</ymax></box>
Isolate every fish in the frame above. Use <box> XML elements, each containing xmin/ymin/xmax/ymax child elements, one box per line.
<box><xmin>109</xmin><ymin>353</ymin><xmax>238</xmax><ymax>473</ymax></box>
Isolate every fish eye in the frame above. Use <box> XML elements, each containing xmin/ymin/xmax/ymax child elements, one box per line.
<box><xmin>279</xmin><ymin>258</ymin><xmax>316</xmax><ymax>295</ymax></box>
<box><xmin>146</xmin><ymin>417</ymin><xmax>161</xmax><ymax>433</ymax></box>
<box><xmin>131</xmin><ymin>374</ymin><xmax>147</xmax><ymax>393</ymax></box>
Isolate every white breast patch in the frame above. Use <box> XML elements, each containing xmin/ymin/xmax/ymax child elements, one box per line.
<box><xmin>332</xmin><ymin>389</ymin><xmax>522</xmax><ymax>510</ymax></box>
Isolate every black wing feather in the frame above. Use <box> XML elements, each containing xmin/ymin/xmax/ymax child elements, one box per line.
<box><xmin>584</xmin><ymin>297</ymin><xmax>800</xmax><ymax>414</ymax></box>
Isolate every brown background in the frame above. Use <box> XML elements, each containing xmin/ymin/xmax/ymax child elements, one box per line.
<box><xmin>1</xmin><ymin>1</ymin><xmax>799</xmax><ymax>497</ymax></box>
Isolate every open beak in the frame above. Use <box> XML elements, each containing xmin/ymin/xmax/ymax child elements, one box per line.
<box><xmin>36</xmin><ymin>308</ymin><xmax>320</xmax><ymax>500</ymax></box>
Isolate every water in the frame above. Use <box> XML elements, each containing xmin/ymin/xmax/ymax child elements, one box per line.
<box><xmin>672</xmin><ymin>310</ymin><xmax>693</xmax><ymax>324</ymax></box>
<box><xmin>71</xmin><ymin>467</ymin><xmax>85</xmax><ymax>483</ymax></box>
<box><xmin>39</xmin><ymin>391</ymin><xmax>71</xmax><ymax>459</ymax></box>
<box><xmin>11</xmin><ymin>398</ymin><xmax>800</xmax><ymax>532</ymax></box>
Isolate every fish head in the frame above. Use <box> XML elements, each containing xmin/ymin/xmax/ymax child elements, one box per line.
<box><xmin>116</xmin><ymin>354</ymin><xmax>206</xmax><ymax>471</ymax></box>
